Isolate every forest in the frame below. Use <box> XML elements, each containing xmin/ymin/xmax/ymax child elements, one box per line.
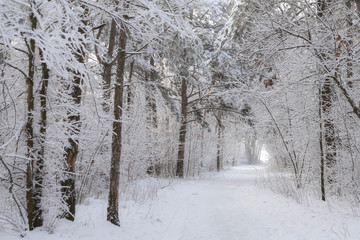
<box><xmin>1</xmin><ymin>0</ymin><xmax>360</xmax><ymax>237</ymax></box>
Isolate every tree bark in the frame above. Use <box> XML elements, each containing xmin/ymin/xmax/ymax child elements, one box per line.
<box><xmin>176</xmin><ymin>76</ymin><xmax>188</xmax><ymax>178</ymax></box>
<box><xmin>61</xmin><ymin>80</ymin><xmax>82</xmax><ymax>221</ymax></box>
<box><xmin>345</xmin><ymin>0</ymin><xmax>353</xmax><ymax>85</ymax></box>
<box><xmin>355</xmin><ymin>0</ymin><xmax>360</xmax><ymax>14</ymax></box>
<box><xmin>200</xmin><ymin>109</ymin><xmax>207</xmax><ymax>170</ymax></box>
<box><xmin>317</xmin><ymin>0</ymin><xmax>336</xmax><ymax>184</ymax></box>
<box><xmin>60</xmin><ymin>7</ymin><xmax>87</xmax><ymax>221</ymax></box>
<box><xmin>319</xmin><ymin>87</ymin><xmax>326</xmax><ymax>201</ymax></box>
<box><xmin>321</xmin><ymin>78</ymin><xmax>336</xmax><ymax>183</ymax></box>
<box><xmin>26</xmin><ymin>10</ymin><xmax>37</xmax><ymax>231</ymax></box>
<box><xmin>126</xmin><ymin>60</ymin><xmax>134</xmax><ymax>110</ymax></box>
<box><xmin>314</xmin><ymin>1</ymin><xmax>360</xmax><ymax>121</ymax></box>
<box><xmin>32</xmin><ymin>49</ymin><xmax>49</xmax><ymax>228</ymax></box>
<box><xmin>107</xmin><ymin>22</ymin><xmax>127</xmax><ymax>227</ymax></box>
<box><xmin>102</xmin><ymin>19</ymin><xmax>117</xmax><ymax>113</ymax></box>
<box><xmin>216</xmin><ymin>111</ymin><xmax>222</xmax><ymax>172</ymax></box>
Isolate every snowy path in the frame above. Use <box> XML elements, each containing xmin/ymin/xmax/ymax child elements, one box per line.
<box><xmin>3</xmin><ymin>166</ymin><xmax>360</xmax><ymax>240</ymax></box>
<box><xmin>152</xmin><ymin>166</ymin><xmax>351</xmax><ymax>240</ymax></box>
<box><xmin>120</xmin><ymin>166</ymin><xmax>360</xmax><ymax>240</ymax></box>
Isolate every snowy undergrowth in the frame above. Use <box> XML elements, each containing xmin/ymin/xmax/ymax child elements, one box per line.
<box><xmin>0</xmin><ymin>177</ymin><xmax>174</xmax><ymax>240</ymax></box>
<box><xmin>256</xmin><ymin>169</ymin><xmax>316</xmax><ymax>205</ymax></box>
<box><xmin>119</xmin><ymin>178</ymin><xmax>172</xmax><ymax>204</ymax></box>
<box><xmin>255</xmin><ymin>166</ymin><xmax>360</xmax><ymax>218</ymax></box>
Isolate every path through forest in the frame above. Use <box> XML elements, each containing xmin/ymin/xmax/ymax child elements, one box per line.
<box><xmin>157</xmin><ymin>166</ymin><xmax>357</xmax><ymax>240</ymax></box>
<box><xmin>3</xmin><ymin>166</ymin><xmax>360</xmax><ymax>240</ymax></box>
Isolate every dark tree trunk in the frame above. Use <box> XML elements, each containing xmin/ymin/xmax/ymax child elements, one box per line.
<box><xmin>317</xmin><ymin>0</ymin><xmax>336</xmax><ymax>184</ymax></box>
<box><xmin>321</xmin><ymin>78</ymin><xmax>336</xmax><ymax>183</ymax></box>
<box><xmin>126</xmin><ymin>60</ymin><xmax>134</xmax><ymax>110</ymax></box>
<box><xmin>61</xmin><ymin>89</ymin><xmax>81</xmax><ymax>221</ymax></box>
<box><xmin>61</xmin><ymin>72</ymin><xmax>82</xmax><ymax>220</ymax></box>
<box><xmin>61</xmin><ymin>143</ymin><xmax>78</xmax><ymax>221</ymax></box>
<box><xmin>107</xmin><ymin>22</ymin><xmax>127</xmax><ymax>227</ymax></box>
<box><xmin>319</xmin><ymin>87</ymin><xmax>326</xmax><ymax>201</ymax></box>
<box><xmin>31</xmin><ymin>49</ymin><xmax>49</xmax><ymax>228</ymax></box>
<box><xmin>345</xmin><ymin>0</ymin><xmax>353</xmax><ymax>85</ymax></box>
<box><xmin>216</xmin><ymin>112</ymin><xmax>222</xmax><ymax>172</ymax></box>
<box><xmin>26</xmin><ymin>11</ymin><xmax>37</xmax><ymax>231</ymax></box>
<box><xmin>200</xmin><ymin>109</ymin><xmax>207</xmax><ymax>169</ymax></box>
<box><xmin>102</xmin><ymin>19</ymin><xmax>117</xmax><ymax>113</ymax></box>
<box><xmin>176</xmin><ymin>77</ymin><xmax>188</xmax><ymax>178</ymax></box>
<box><xmin>320</xmin><ymin>1</ymin><xmax>360</xmax><ymax>120</ymax></box>
<box><xmin>61</xmin><ymin>8</ymin><xmax>87</xmax><ymax>221</ymax></box>
<box><xmin>355</xmin><ymin>0</ymin><xmax>360</xmax><ymax>13</ymax></box>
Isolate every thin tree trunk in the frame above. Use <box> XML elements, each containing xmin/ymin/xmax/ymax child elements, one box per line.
<box><xmin>107</xmin><ymin>22</ymin><xmax>127</xmax><ymax>227</ymax></box>
<box><xmin>355</xmin><ymin>0</ymin><xmax>360</xmax><ymax>14</ymax></box>
<box><xmin>26</xmin><ymin>10</ymin><xmax>37</xmax><ymax>231</ymax></box>
<box><xmin>148</xmin><ymin>57</ymin><xmax>157</xmax><ymax>127</ymax></box>
<box><xmin>102</xmin><ymin>19</ymin><xmax>117</xmax><ymax>113</ymax></box>
<box><xmin>345</xmin><ymin>0</ymin><xmax>353</xmax><ymax>85</ymax></box>
<box><xmin>126</xmin><ymin>60</ymin><xmax>134</xmax><ymax>111</ymax></box>
<box><xmin>315</xmin><ymin>1</ymin><xmax>360</xmax><ymax>121</ymax></box>
<box><xmin>318</xmin><ymin>0</ymin><xmax>336</xmax><ymax>184</ymax></box>
<box><xmin>200</xmin><ymin>109</ymin><xmax>207</xmax><ymax>170</ymax></box>
<box><xmin>176</xmin><ymin>77</ymin><xmax>188</xmax><ymax>178</ymax></box>
<box><xmin>216</xmin><ymin>111</ymin><xmax>222</xmax><ymax>172</ymax></box>
<box><xmin>319</xmin><ymin>87</ymin><xmax>326</xmax><ymax>201</ymax></box>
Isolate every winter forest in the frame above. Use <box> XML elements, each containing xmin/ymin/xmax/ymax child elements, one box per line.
<box><xmin>2</xmin><ymin>0</ymin><xmax>360</xmax><ymax>239</ymax></box>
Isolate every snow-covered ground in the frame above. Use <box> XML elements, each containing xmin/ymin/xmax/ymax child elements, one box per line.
<box><xmin>2</xmin><ymin>165</ymin><xmax>360</xmax><ymax>240</ymax></box>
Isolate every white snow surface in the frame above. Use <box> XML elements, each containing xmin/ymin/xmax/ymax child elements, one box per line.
<box><xmin>2</xmin><ymin>165</ymin><xmax>360</xmax><ymax>240</ymax></box>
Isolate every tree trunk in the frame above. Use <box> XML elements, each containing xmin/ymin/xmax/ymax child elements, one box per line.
<box><xmin>200</xmin><ymin>109</ymin><xmax>207</xmax><ymax>170</ymax></box>
<box><xmin>318</xmin><ymin>0</ymin><xmax>336</xmax><ymax>184</ymax></box>
<box><xmin>102</xmin><ymin>19</ymin><xmax>117</xmax><ymax>113</ymax></box>
<box><xmin>321</xmin><ymin>78</ymin><xmax>336</xmax><ymax>183</ymax></box>
<box><xmin>60</xmin><ymin>9</ymin><xmax>87</xmax><ymax>221</ymax></box>
<box><xmin>61</xmin><ymin>84</ymin><xmax>82</xmax><ymax>221</ymax></box>
<box><xmin>126</xmin><ymin>60</ymin><xmax>134</xmax><ymax>110</ymax></box>
<box><xmin>319</xmin><ymin>87</ymin><xmax>326</xmax><ymax>201</ymax></box>
<box><xmin>32</xmin><ymin>49</ymin><xmax>49</xmax><ymax>228</ymax></box>
<box><xmin>107</xmin><ymin>22</ymin><xmax>127</xmax><ymax>227</ymax></box>
<box><xmin>355</xmin><ymin>0</ymin><xmax>360</xmax><ymax>14</ymax></box>
<box><xmin>26</xmin><ymin>11</ymin><xmax>37</xmax><ymax>231</ymax></box>
<box><xmin>216</xmin><ymin>111</ymin><xmax>222</xmax><ymax>172</ymax></box>
<box><xmin>176</xmin><ymin>77</ymin><xmax>188</xmax><ymax>178</ymax></box>
<box><xmin>345</xmin><ymin>0</ymin><xmax>353</xmax><ymax>85</ymax></box>
<box><xmin>319</xmin><ymin>1</ymin><xmax>360</xmax><ymax>121</ymax></box>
